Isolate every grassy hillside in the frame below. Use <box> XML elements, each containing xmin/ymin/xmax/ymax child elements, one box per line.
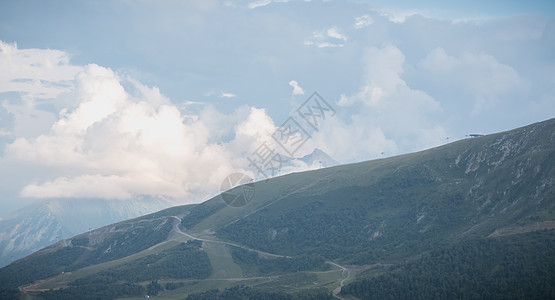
<box><xmin>0</xmin><ymin>118</ymin><xmax>554</xmax><ymax>300</ymax></box>
<box><xmin>213</xmin><ymin>118</ymin><xmax>555</xmax><ymax>263</ymax></box>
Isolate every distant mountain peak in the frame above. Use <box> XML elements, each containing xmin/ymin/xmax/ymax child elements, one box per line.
<box><xmin>298</xmin><ymin>148</ymin><xmax>339</xmax><ymax>168</ymax></box>
<box><xmin>0</xmin><ymin>197</ymin><xmax>175</xmax><ymax>267</ymax></box>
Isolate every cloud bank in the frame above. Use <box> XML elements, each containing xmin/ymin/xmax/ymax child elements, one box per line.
<box><xmin>1</xmin><ymin>0</ymin><xmax>554</xmax><ymax>211</ymax></box>
<box><xmin>2</xmin><ymin>45</ymin><xmax>280</xmax><ymax>201</ymax></box>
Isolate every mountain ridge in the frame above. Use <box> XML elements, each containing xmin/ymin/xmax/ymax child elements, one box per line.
<box><xmin>1</xmin><ymin>117</ymin><xmax>554</xmax><ymax>299</ymax></box>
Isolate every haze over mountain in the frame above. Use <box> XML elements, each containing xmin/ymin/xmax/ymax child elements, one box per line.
<box><xmin>0</xmin><ymin>148</ymin><xmax>336</xmax><ymax>268</ymax></box>
<box><xmin>0</xmin><ymin>197</ymin><xmax>174</xmax><ymax>268</ymax></box>
<box><xmin>298</xmin><ymin>148</ymin><xmax>339</xmax><ymax>168</ymax></box>
<box><xmin>1</xmin><ymin>117</ymin><xmax>553</xmax><ymax>299</ymax></box>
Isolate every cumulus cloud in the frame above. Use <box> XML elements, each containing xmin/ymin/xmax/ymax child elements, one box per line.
<box><xmin>288</xmin><ymin>80</ymin><xmax>305</xmax><ymax>95</ymax></box>
<box><xmin>5</xmin><ymin>62</ymin><xmax>279</xmax><ymax>201</ymax></box>
<box><xmin>227</xmin><ymin>106</ymin><xmax>278</xmax><ymax>158</ymax></box>
<box><xmin>316</xmin><ymin>45</ymin><xmax>447</xmax><ymax>162</ymax></box>
<box><xmin>1</xmin><ymin>4</ymin><xmax>551</xmax><ymax>206</ymax></box>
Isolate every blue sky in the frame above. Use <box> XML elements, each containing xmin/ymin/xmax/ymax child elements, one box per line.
<box><xmin>0</xmin><ymin>0</ymin><xmax>554</xmax><ymax>215</ymax></box>
<box><xmin>358</xmin><ymin>0</ymin><xmax>555</xmax><ymax>18</ymax></box>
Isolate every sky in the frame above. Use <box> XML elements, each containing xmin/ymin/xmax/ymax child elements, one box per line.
<box><xmin>0</xmin><ymin>0</ymin><xmax>554</xmax><ymax>215</ymax></box>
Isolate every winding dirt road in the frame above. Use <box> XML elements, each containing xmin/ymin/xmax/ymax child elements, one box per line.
<box><xmin>172</xmin><ymin>215</ymin><xmax>351</xmax><ymax>297</ymax></box>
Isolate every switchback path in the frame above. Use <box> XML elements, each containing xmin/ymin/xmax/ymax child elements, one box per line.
<box><xmin>170</xmin><ymin>216</ymin><xmax>290</xmax><ymax>258</ymax></box>
<box><xmin>327</xmin><ymin>261</ymin><xmax>351</xmax><ymax>299</ymax></box>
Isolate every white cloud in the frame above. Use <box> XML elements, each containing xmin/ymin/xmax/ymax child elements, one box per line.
<box><xmin>247</xmin><ymin>0</ymin><xmax>290</xmax><ymax>9</ymax></box>
<box><xmin>310</xmin><ymin>117</ymin><xmax>397</xmax><ymax>162</ymax></box>
<box><xmin>305</xmin><ymin>26</ymin><xmax>347</xmax><ymax>48</ymax></box>
<box><xmin>4</xmin><ymin>60</ymin><xmax>278</xmax><ymax>201</ymax></box>
<box><xmin>338</xmin><ymin>45</ymin><xmax>407</xmax><ymax>107</ymax></box>
<box><xmin>317</xmin><ymin>43</ymin><xmax>344</xmax><ymax>48</ymax></box>
<box><xmin>220</xmin><ymin>92</ymin><xmax>237</xmax><ymax>98</ymax></box>
<box><xmin>354</xmin><ymin>15</ymin><xmax>374</xmax><ymax>28</ymax></box>
<box><xmin>1</xmin><ymin>3</ymin><xmax>552</xmax><ymax>209</ymax></box>
<box><xmin>0</xmin><ymin>41</ymin><xmax>83</xmax><ymax>99</ymax></box>
<box><xmin>228</xmin><ymin>107</ymin><xmax>277</xmax><ymax>158</ymax></box>
<box><xmin>288</xmin><ymin>80</ymin><xmax>305</xmax><ymax>95</ymax></box>
<box><xmin>205</xmin><ymin>91</ymin><xmax>237</xmax><ymax>98</ymax></box>
<box><xmin>1</xmin><ymin>99</ymin><xmax>57</xmax><ymax>138</ymax></box>
<box><xmin>0</xmin><ymin>41</ymin><xmax>84</xmax><ymax>138</ymax></box>
<box><xmin>248</xmin><ymin>0</ymin><xmax>271</xmax><ymax>9</ymax></box>
<box><xmin>56</xmin><ymin>65</ymin><xmax>128</xmax><ymax>135</ymax></box>
<box><xmin>182</xmin><ymin>100</ymin><xmax>204</xmax><ymax>106</ymax></box>
<box><xmin>375</xmin><ymin>9</ymin><xmax>422</xmax><ymax>23</ymax></box>
<box><xmin>319</xmin><ymin>45</ymin><xmax>447</xmax><ymax>162</ymax></box>
<box><xmin>419</xmin><ymin>47</ymin><xmax>524</xmax><ymax>114</ymax></box>
<box><xmin>327</xmin><ymin>27</ymin><xmax>347</xmax><ymax>41</ymax></box>
<box><xmin>20</xmin><ymin>175</ymin><xmax>169</xmax><ymax>200</ymax></box>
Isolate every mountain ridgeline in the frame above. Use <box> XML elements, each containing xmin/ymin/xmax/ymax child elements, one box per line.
<box><xmin>0</xmin><ymin>118</ymin><xmax>554</xmax><ymax>299</ymax></box>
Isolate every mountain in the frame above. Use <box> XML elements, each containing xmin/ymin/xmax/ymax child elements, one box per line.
<box><xmin>0</xmin><ymin>118</ymin><xmax>554</xmax><ymax>300</ymax></box>
<box><xmin>0</xmin><ymin>196</ymin><xmax>175</xmax><ymax>267</ymax></box>
<box><xmin>272</xmin><ymin>148</ymin><xmax>339</xmax><ymax>177</ymax></box>
<box><xmin>298</xmin><ymin>148</ymin><xmax>339</xmax><ymax>168</ymax></box>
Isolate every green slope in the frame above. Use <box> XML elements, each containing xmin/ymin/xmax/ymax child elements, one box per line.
<box><xmin>0</xmin><ymin>117</ymin><xmax>554</xmax><ymax>300</ymax></box>
<box><xmin>212</xmin><ymin>117</ymin><xmax>555</xmax><ymax>263</ymax></box>
<box><xmin>0</xmin><ymin>204</ymin><xmax>195</xmax><ymax>290</ymax></box>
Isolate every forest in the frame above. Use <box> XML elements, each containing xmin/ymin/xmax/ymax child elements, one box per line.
<box><xmin>341</xmin><ymin>230</ymin><xmax>555</xmax><ymax>299</ymax></box>
<box><xmin>185</xmin><ymin>285</ymin><xmax>334</xmax><ymax>300</ymax></box>
<box><xmin>39</xmin><ymin>240</ymin><xmax>211</xmax><ymax>300</ymax></box>
<box><xmin>230</xmin><ymin>247</ymin><xmax>329</xmax><ymax>275</ymax></box>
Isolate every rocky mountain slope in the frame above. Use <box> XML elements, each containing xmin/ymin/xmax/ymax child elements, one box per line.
<box><xmin>0</xmin><ymin>196</ymin><xmax>174</xmax><ymax>267</ymax></box>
